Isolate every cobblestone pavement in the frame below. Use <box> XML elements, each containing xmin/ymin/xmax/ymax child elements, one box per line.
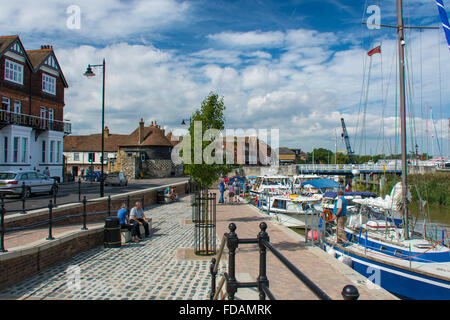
<box><xmin>0</xmin><ymin>197</ymin><xmax>225</xmax><ymax>300</ymax></box>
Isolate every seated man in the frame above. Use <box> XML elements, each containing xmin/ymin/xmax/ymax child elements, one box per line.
<box><xmin>117</xmin><ymin>203</ymin><xmax>140</xmax><ymax>242</ymax></box>
<box><xmin>130</xmin><ymin>201</ymin><xmax>150</xmax><ymax>239</ymax></box>
<box><xmin>164</xmin><ymin>186</ymin><xmax>177</xmax><ymax>202</ymax></box>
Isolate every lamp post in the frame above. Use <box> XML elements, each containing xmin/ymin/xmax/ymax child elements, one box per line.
<box><xmin>84</xmin><ymin>59</ymin><xmax>106</xmax><ymax>197</ymax></box>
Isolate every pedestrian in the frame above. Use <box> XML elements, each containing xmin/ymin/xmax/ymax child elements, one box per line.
<box><xmin>219</xmin><ymin>178</ymin><xmax>225</xmax><ymax>204</ymax></box>
<box><xmin>130</xmin><ymin>201</ymin><xmax>150</xmax><ymax>239</ymax></box>
<box><xmin>43</xmin><ymin>167</ymin><xmax>50</xmax><ymax>177</ymax></box>
<box><xmin>333</xmin><ymin>190</ymin><xmax>348</xmax><ymax>244</ymax></box>
<box><xmin>117</xmin><ymin>203</ymin><xmax>140</xmax><ymax>242</ymax></box>
<box><xmin>233</xmin><ymin>178</ymin><xmax>240</xmax><ymax>203</ymax></box>
<box><xmin>227</xmin><ymin>182</ymin><xmax>235</xmax><ymax>205</ymax></box>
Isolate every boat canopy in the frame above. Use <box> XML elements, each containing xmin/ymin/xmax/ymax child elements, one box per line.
<box><xmin>323</xmin><ymin>191</ymin><xmax>378</xmax><ymax>199</ymax></box>
<box><xmin>301</xmin><ymin>179</ymin><xmax>341</xmax><ymax>189</ymax></box>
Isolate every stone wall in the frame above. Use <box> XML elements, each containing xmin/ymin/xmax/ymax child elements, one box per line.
<box><xmin>142</xmin><ymin>159</ymin><xmax>173</xmax><ymax>178</ymax></box>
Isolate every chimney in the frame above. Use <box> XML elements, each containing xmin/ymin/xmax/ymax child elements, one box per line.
<box><xmin>139</xmin><ymin>118</ymin><xmax>145</xmax><ymax>144</ymax></box>
<box><xmin>104</xmin><ymin>126</ymin><xmax>110</xmax><ymax>137</ymax></box>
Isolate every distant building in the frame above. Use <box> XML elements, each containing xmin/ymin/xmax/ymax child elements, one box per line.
<box><xmin>0</xmin><ymin>35</ymin><xmax>71</xmax><ymax>180</ymax></box>
<box><xmin>64</xmin><ymin>119</ymin><xmax>182</xmax><ymax>179</ymax></box>
<box><xmin>277</xmin><ymin>147</ymin><xmax>296</xmax><ymax>164</ymax></box>
<box><xmin>221</xmin><ymin>136</ymin><xmax>272</xmax><ymax>166</ymax></box>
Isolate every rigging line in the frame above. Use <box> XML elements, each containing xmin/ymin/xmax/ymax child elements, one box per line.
<box><xmin>437</xmin><ymin>29</ymin><xmax>443</xmax><ymax>160</ymax></box>
<box><xmin>360</xmin><ymin>56</ymin><xmax>373</xmax><ymax>156</ymax></box>
<box><xmin>404</xmin><ymin>43</ymin><xmax>417</xmax><ymax>158</ymax></box>
<box><xmin>419</xmin><ymin>29</ymin><xmax>424</xmax><ymax>156</ymax></box>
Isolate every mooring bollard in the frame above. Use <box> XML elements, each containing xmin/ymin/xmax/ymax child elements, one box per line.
<box><xmin>46</xmin><ymin>200</ymin><xmax>54</xmax><ymax>240</ymax></box>
<box><xmin>341</xmin><ymin>285</ymin><xmax>359</xmax><ymax>300</ymax></box>
<box><xmin>81</xmin><ymin>196</ymin><xmax>88</xmax><ymax>230</ymax></box>
<box><xmin>0</xmin><ymin>195</ymin><xmax>7</xmax><ymax>252</ymax></box>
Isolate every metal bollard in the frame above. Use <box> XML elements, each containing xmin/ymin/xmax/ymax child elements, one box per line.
<box><xmin>46</xmin><ymin>200</ymin><xmax>54</xmax><ymax>240</ymax></box>
<box><xmin>81</xmin><ymin>196</ymin><xmax>88</xmax><ymax>230</ymax></box>
<box><xmin>341</xmin><ymin>285</ymin><xmax>359</xmax><ymax>300</ymax></box>
<box><xmin>0</xmin><ymin>195</ymin><xmax>7</xmax><ymax>252</ymax></box>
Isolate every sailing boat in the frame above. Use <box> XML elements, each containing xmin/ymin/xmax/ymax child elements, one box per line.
<box><xmin>323</xmin><ymin>0</ymin><xmax>450</xmax><ymax>300</ymax></box>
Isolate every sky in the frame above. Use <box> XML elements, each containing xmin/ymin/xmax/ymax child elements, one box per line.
<box><xmin>1</xmin><ymin>0</ymin><xmax>449</xmax><ymax>157</ymax></box>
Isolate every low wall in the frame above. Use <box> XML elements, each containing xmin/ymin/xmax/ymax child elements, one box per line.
<box><xmin>0</xmin><ymin>226</ymin><xmax>104</xmax><ymax>292</ymax></box>
<box><xmin>0</xmin><ymin>181</ymin><xmax>189</xmax><ymax>292</ymax></box>
<box><xmin>4</xmin><ymin>181</ymin><xmax>188</xmax><ymax>230</ymax></box>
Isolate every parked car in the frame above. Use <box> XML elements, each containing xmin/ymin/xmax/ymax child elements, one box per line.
<box><xmin>0</xmin><ymin>171</ymin><xmax>58</xmax><ymax>198</ymax></box>
<box><xmin>104</xmin><ymin>172</ymin><xmax>128</xmax><ymax>186</ymax></box>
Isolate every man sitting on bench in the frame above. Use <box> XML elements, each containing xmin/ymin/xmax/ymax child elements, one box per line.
<box><xmin>130</xmin><ymin>201</ymin><xmax>150</xmax><ymax>240</ymax></box>
<box><xmin>117</xmin><ymin>203</ymin><xmax>140</xmax><ymax>243</ymax></box>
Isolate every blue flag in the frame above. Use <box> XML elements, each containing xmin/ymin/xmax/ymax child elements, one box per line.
<box><xmin>436</xmin><ymin>0</ymin><xmax>450</xmax><ymax>49</ymax></box>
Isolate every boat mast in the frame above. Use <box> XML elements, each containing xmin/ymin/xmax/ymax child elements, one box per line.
<box><xmin>396</xmin><ymin>0</ymin><xmax>409</xmax><ymax>240</ymax></box>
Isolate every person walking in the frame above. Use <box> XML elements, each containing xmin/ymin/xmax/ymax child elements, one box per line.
<box><xmin>333</xmin><ymin>190</ymin><xmax>348</xmax><ymax>244</ymax></box>
<box><xmin>130</xmin><ymin>201</ymin><xmax>150</xmax><ymax>239</ymax></box>
<box><xmin>43</xmin><ymin>166</ymin><xmax>50</xmax><ymax>177</ymax></box>
<box><xmin>117</xmin><ymin>203</ymin><xmax>140</xmax><ymax>242</ymax></box>
<box><xmin>227</xmin><ymin>182</ymin><xmax>235</xmax><ymax>205</ymax></box>
<box><xmin>219</xmin><ymin>179</ymin><xmax>225</xmax><ymax>204</ymax></box>
<box><xmin>233</xmin><ymin>178</ymin><xmax>240</xmax><ymax>203</ymax></box>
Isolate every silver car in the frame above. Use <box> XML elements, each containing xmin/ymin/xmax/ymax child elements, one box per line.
<box><xmin>0</xmin><ymin>171</ymin><xmax>58</xmax><ymax>198</ymax></box>
<box><xmin>104</xmin><ymin>172</ymin><xmax>128</xmax><ymax>186</ymax></box>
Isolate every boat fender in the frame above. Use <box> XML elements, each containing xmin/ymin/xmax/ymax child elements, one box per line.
<box><xmin>326</xmin><ymin>247</ymin><xmax>336</xmax><ymax>258</ymax></box>
<box><xmin>338</xmin><ymin>256</ymin><xmax>353</xmax><ymax>268</ymax></box>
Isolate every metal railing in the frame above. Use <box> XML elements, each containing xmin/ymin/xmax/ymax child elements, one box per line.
<box><xmin>0</xmin><ymin>110</ymin><xmax>71</xmax><ymax>134</ymax></box>
<box><xmin>0</xmin><ymin>193</ymin><xmax>148</xmax><ymax>252</ymax></box>
<box><xmin>210</xmin><ymin>222</ymin><xmax>359</xmax><ymax>300</ymax></box>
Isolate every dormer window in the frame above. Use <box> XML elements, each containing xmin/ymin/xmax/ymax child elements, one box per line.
<box><xmin>4</xmin><ymin>59</ymin><xmax>24</xmax><ymax>85</ymax></box>
<box><xmin>42</xmin><ymin>74</ymin><xmax>56</xmax><ymax>95</ymax></box>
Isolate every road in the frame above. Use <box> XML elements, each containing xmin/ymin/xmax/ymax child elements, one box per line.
<box><xmin>1</xmin><ymin>177</ymin><xmax>189</xmax><ymax>216</ymax></box>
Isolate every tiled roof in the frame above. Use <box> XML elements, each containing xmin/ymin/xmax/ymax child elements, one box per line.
<box><xmin>64</xmin><ymin>122</ymin><xmax>173</xmax><ymax>152</ymax></box>
<box><xmin>0</xmin><ymin>35</ymin><xmax>18</xmax><ymax>55</ymax></box>
<box><xmin>26</xmin><ymin>49</ymin><xmax>52</xmax><ymax>69</ymax></box>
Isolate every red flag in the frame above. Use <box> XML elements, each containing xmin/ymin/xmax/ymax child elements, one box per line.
<box><xmin>367</xmin><ymin>45</ymin><xmax>381</xmax><ymax>56</ymax></box>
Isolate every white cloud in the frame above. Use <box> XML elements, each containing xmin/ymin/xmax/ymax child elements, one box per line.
<box><xmin>208</xmin><ymin>30</ymin><xmax>285</xmax><ymax>48</ymax></box>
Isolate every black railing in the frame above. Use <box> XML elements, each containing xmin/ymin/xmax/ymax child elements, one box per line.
<box><xmin>0</xmin><ymin>193</ymin><xmax>149</xmax><ymax>252</ymax></box>
<box><xmin>0</xmin><ymin>110</ymin><xmax>71</xmax><ymax>134</ymax></box>
<box><xmin>210</xmin><ymin>222</ymin><xmax>359</xmax><ymax>300</ymax></box>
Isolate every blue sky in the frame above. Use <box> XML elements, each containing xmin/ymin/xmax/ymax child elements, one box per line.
<box><xmin>1</xmin><ymin>0</ymin><xmax>449</xmax><ymax>157</ymax></box>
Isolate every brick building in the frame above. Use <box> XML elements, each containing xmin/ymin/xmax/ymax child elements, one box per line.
<box><xmin>64</xmin><ymin>119</ymin><xmax>181</xmax><ymax>180</ymax></box>
<box><xmin>0</xmin><ymin>35</ymin><xmax>71</xmax><ymax>180</ymax></box>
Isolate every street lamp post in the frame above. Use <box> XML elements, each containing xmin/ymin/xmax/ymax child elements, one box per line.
<box><xmin>84</xmin><ymin>59</ymin><xmax>106</xmax><ymax>198</ymax></box>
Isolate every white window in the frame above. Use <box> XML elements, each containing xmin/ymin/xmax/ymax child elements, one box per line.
<box><xmin>21</xmin><ymin>137</ymin><xmax>28</xmax><ymax>163</ymax></box>
<box><xmin>48</xmin><ymin>108</ymin><xmax>54</xmax><ymax>130</ymax></box>
<box><xmin>74</xmin><ymin>152</ymin><xmax>80</xmax><ymax>161</ymax></box>
<box><xmin>57</xmin><ymin>141</ymin><xmax>61</xmax><ymax>163</ymax></box>
<box><xmin>42</xmin><ymin>140</ymin><xmax>46</xmax><ymax>163</ymax></box>
<box><xmin>14</xmin><ymin>100</ymin><xmax>21</xmax><ymax>114</ymax></box>
<box><xmin>50</xmin><ymin>140</ymin><xmax>55</xmax><ymax>163</ymax></box>
<box><xmin>4</xmin><ymin>59</ymin><xmax>24</xmax><ymax>85</ymax></box>
<box><xmin>2</xmin><ymin>97</ymin><xmax>10</xmax><ymax>111</ymax></box>
<box><xmin>13</xmin><ymin>137</ymin><xmax>19</xmax><ymax>163</ymax></box>
<box><xmin>42</xmin><ymin>74</ymin><xmax>56</xmax><ymax>95</ymax></box>
<box><xmin>4</xmin><ymin>137</ymin><xmax>8</xmax><ymax>163</ymax></box>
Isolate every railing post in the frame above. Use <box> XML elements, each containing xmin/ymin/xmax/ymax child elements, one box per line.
<box><xmin>46</xmin><ymin>200</ymin><xmax>54</xmax><ymax>240</ymax></box>
<box><xmin>226</xmin><ymin>223</ymin><xmax>239</xmax><ymax>300</ymax></box>
<box><xmin>108</xmin><ymin>195</ymin><xmax>111</xmax><ymax>217</ymax></box>
<box><xmin>53</xmin><ymin>180</ymin><xmax>57</xmax><ymax>207</ymax></box>
<box><xmin>78</xmin><ymin>178</ymin><xmax>82</xmax><ymax>202</ymax></box>
<box><xmin>81</xmin><ymin>196</ymin><xmax>88</xmax><ymax>230</ymax></box>
<box><xmin>21</xmin><ymin>182</ymin><xmax>26</xmax><ymax>214</ymax></box>
<box><xmin>257</xmin><ymin>222</ymin><xmax>269</xmax><ymax>300</ymax></box>
<box><xmin>0</xmin><ymin>195</ymin><xmax>7</xmax><ymax>252</ymax></box>
<box><xmin>210</xmin><ymin>258</ymin><xmax>217</xmax><ymax>300</ymax></box>
<box><xmin>127</xmin><ymin>195</ymin><xmax>130</xmax><ymax>212</ymax></box>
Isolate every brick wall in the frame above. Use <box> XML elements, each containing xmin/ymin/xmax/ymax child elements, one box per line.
<box><xmin>0</xmin><ymin>227</ymin><xmax>104</xmax><ymax>291</ymax></box>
